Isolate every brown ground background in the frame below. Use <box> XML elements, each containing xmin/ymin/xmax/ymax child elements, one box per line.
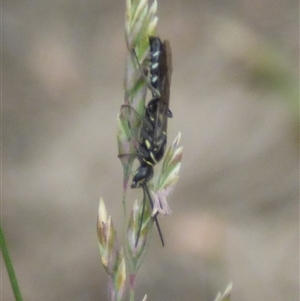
<box><xmin>2</xmin><ymin>0</ymin><xmax>299</xmax><ymax>301</ymax></box>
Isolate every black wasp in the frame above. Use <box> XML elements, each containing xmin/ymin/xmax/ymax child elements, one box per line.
<box><xmin>131</xmin><ymin>36</ymin><xmax>173</xmax><ymax>247</ymax></box>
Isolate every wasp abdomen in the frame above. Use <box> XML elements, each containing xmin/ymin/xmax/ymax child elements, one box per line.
<box><xmin>149</xmin><ymin>36</ymin><xmax>163</xmax><ymax>93</ymax></box>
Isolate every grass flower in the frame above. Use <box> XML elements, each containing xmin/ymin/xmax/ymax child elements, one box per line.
<box><xmin>117</xmin><ymin>0</ymin><xmax>158</xmax><ymax>191</ymax></box>
<box><xmin>214</xmin><ymin>283</ymin><xmax>233</xmax><ymax>301</ymax></box>
<box><xmin>151</xmin><ymin>132</ymin><xmax>183</xmax><ymax>216</ymax></box>
<box><xmin>97</xmin><ymin>199</ymin><xmax>126</xmax><ymax>301</ymax></box>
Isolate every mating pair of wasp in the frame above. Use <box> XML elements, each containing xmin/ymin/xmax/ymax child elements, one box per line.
<box><xmin>130</xmin><ymin>36</ymin><xmax>173</xmax><ymax>247</ymax></box>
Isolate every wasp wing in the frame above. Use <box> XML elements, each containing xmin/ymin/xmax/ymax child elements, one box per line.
<box><xmin>153</xmin><ymin>39</ymin><xmax>172</xmax><ymax>144</ymax></box>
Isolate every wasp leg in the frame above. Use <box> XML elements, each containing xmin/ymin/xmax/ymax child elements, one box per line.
<box><xmin>143</xmin><ymin>184</ymin><xmax>164</xmax><ymax>247</ymax></box>
<box><xmin>120</xmin><ymin>104</ymin><xmax>157</xmax><ymax>133</ymax></box>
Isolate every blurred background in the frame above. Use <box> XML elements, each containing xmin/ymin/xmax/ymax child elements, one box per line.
<box><xmin>2</xmin><ymin>0</ymin><xmax>299</xmax><ymax>300</ymax></box>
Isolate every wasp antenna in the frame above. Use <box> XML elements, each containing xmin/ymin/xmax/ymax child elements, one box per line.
<box><xmin>143</xmin><ymin>184</ymin><xmax>165</xmax><ymax>247</ymax></box>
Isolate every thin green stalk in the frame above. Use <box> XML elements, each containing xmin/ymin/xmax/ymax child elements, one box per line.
<box><xmin>0</xmin><ymin>226</ymin><xmax>24</xmax><ymax>301</ymax></box>
<box><xmin>129</xmin><ymin>287</ymin><xmax>134</xmax><ymax>301</ymax></box>
<box><xmin>122</xmin><ymin>190</ymin><xmax>127</xmax><ymax>242</ymax></box>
